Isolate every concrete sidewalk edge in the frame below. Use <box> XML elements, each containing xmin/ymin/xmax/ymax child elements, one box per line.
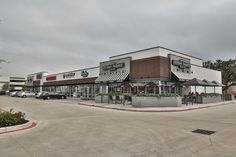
<box><xmin>78</xmin><ymin>101</ymin><xmax>236</xmax><ymax>112</ymax></box>
<box><xmin>0</xmin><ymin>121</ymin><xmax>37</xmax><ymax>135</ymax></box>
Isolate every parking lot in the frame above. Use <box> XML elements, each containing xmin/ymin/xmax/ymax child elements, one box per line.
<box><xmin>0</xmin><ymin>96</ymin><xmax>236</xmax><ymax>157</ymax></box>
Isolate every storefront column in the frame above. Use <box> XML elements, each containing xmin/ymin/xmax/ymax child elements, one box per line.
<box><xmin>99</xmin><ymin>86</ymin><xmax>102</xmax><ymax>93</ymax></box>
<box><xmin>91</xmin><ymin>85</ymin><xmax>94</xmax><ymax>97</ymax></box>
<box><xmin>106</xmin><ymin>85</ymin><xmax>109</xmax><ymax>93</ymax></box>
<box><xmin>87</xmin><ymin>87</ymin><xmax>90</xmax><ymax>98</ymax></box>
<box><xmin>39</xmin><ymin>86</ymin><xmax>42</xmax><ymax>92</ymax></box>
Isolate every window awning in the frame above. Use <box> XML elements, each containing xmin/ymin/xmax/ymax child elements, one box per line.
<box><xmin>171</xmin><ymin>71</ymin><xmax>193</xmax><ymax>81</ymax></box>
<box><xmin>95</xmin><ymin>73</ymin><xmax>129</xmax><ymax>83</ymax></box>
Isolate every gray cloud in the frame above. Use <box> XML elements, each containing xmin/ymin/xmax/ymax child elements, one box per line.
<box><xmin>0</xmin><ymin>59</ymin><xmax>7</xmax><ymax>63</ymax></box>
<box><xmin>0</xmin><ymin>0</ymin><xmax>236</xmax><ymax>76</ymax></box>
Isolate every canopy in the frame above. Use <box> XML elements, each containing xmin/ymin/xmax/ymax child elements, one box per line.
<box><xmin>129</xmin><ymin>82</ymin><xmax>146</xmax><ymax>87</ymax></box>
<box><xmin>171</xmin><ymin>71</ymin><xmax>193</xmax><ymax>81</ymax></box>
<box><xmin>212</xmin><ymin>81</ymin><xmax>225</xmax><ymax>87</ymax></box>
<box><xmin>169</xmin><ymin>82</ymin><xmax>183</xmax><ymax>87</ymax></box>
<box><xmin>202</xmin><ymin>79</ymin><xmax>216</xmax><ymax>86</ymax></box>
<box><xmin>95</xmin><ymin>73</ymin><xmax>129</xmax><ymax>83</ymax></box>
<box><xmin>182</xmin><ymin>78</ymin><xmax>208</xmax><ymax>86</ymax></box>
<box><xmin>144</xmin><ymin>82</ymin><xmax>158</xmax><ymax>87</ymax></box>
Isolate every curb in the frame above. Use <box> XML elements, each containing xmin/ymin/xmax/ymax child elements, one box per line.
<box><xmin>0</xmin><ymin>121</ymin><xmax>37</xmax><ymax>135</ymax></box>
<box><xmin>78</xmin><ymin>101</ymin><xmax>235</xmax><ymax>113</ymax></box>
<box><xmin>0</xmin><ymin>108</ymin><xmax>7</xmax><ymax>112</ymax></box>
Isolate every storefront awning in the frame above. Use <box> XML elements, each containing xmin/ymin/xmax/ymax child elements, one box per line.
<box><xmin>202</xmin><ymin>79</ymin><xmax>216</xmax><ymax>86</ymax></box>
<box><xmin>182</xmin><ymin>78</ymin><xmax>208</xmax><ymax>86</ymax></box>
<box><xmin>212</xmin><ymin>81</ymin><xmax>225</xmax><ymax>87</ymax></box>
<box><xmin>95</xmin><ymin>73</ymin><xmax>129</xmax><ymax>83</ymax></box>
<box><xmin>171</xmin><ymin>71</ymin><xmax>193</xmax><ymax>81</ymax></box>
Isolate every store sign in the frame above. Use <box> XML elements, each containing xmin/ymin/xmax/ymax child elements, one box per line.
<box><xmin>46</xmin><ymin>76</ymin><xmax>57</xmax><ymax>81</ymax></box>
<box><xmin>172</xmin><ymin>59</ymin><xmax>191</xmax><ymax>69</ymax></box>
<box><xmin>103</xmin><ymin>62</ymin><xmax>125</xmax><ymax>71</ymax></box>
<box><xmin>99</xmin><ymin>57</ymin><xmax>131</xmax><ymax>76</ymax></box>
<box><xmin>63</xmin><ymin>72</ymin><xmax>75</xmax><ymax>79</ymax></box>
<box><xmin>169</xmin><ymin>54</ymin><xmax>191</xmax><ymax>74</ymax></box>
<box><xmin>81</xmin><ymin>70</ymin><xmax>89</xmax><ymax>78</ymax></box>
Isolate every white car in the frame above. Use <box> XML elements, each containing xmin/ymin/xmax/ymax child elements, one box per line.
<box><xmin>16</xmin><ymin>91</ymin><xmax>23</xmax><ymax>97</ymax></box>
<box><xmin>19</xmin><ymin>91</ymin><xmax>36</xmax><ymax>98</ymax></box>
<box><xmin>9</xmin><ymin>91</ymin><xmax>17</xmax><ymax>97</ymax></box>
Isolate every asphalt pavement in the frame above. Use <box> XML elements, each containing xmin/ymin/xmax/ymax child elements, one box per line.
<box><xmin>0</xmin><ymin>96</ymin><xmax>236</xmax><ymax>157</ymax></box>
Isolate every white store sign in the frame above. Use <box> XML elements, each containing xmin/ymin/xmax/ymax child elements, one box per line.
<box><xmin>43</xmin><ymin>67</ymin><xmax>99</xmax><ymax>82</ymax></box>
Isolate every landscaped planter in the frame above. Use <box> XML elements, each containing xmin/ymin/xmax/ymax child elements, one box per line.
<box><xmin>0</xmin><ymin>121</ymin><xmax>36</xmax><ymax>134</ymax></box>
<box><xmin>95</xmin><ymin>95</ymin><xmax>109</xmax><ymax>103</ymax></box>
<box><xmin>109</xmin><ymin>95</ymin><xmax>124</xmax><ymax>104</ymax></box>
<box><xmin>95</xmin><ymin>95</ymin><xmax>102</xmax><ymax>103</ymax></box>
<box><xmin>198</xmin><ymin>95</ymin><xmax>222</xmax><ymax>104</ymax></box>
<box><xmin>132</xmin><ymin>96</ymin><xmax>182</xmax><ymax>107</ymax></box>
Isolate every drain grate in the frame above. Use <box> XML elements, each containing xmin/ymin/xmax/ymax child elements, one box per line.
<box><xmin>192</xmin><ymin>129</ymin><xmax>216</xmax><ymax>135</ymax></box>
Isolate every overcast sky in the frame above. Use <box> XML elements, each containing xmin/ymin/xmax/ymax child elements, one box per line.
<box><xmin>0</xmin><ymin>0</ymin><xmax>236</xmax><ymax>77</ymax></box>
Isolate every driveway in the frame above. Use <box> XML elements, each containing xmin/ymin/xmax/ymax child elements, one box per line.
<box><xmin>0</xmin><ymin>96</ymin><xmax>236</xmax><ymax>157</ymax></box>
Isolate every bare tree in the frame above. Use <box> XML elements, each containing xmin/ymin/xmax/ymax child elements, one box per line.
<box><xmin>0</xmin><ymin>59</ymin><xmax>7</xmax><ymax>63</ymax></box>
<box><xmin>0</xmin><ymin>59</ymin><xmax>8</xmax><ymax>70</ymax></box>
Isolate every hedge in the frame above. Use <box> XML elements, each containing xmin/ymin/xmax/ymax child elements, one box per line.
<box><xmin>0</xmin><ymin>109</ymin><xmax>28</xmax><ymax>127</ymax></box>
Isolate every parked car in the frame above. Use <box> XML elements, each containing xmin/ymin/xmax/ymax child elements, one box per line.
<box><xmin>0</xmin><ymin>91</ymin><xmax>6</xmax><ymax>95</ymax></box>
<box><xmin>19</xmin><ymin>91</ymin><xmax>36</xmax><ymax>98</ymax></box>
<box><xmin>35</xmin><ymin>92</ymin><xmax>43</xmax><ymax>99</ymax></box>
<box><xmin>9</xmin><ymin>91</ymin><xmax>17</xmax><ymax>97</ymax></box>
<box><xmin>16</xmin><ymin>91</ymin><xmax>23</xmax><ymax>97</ymax></box>
<box><xmin>41</xmin><ymin>92</ymin><xmax>67</xmax><ymax>100</ymax></box>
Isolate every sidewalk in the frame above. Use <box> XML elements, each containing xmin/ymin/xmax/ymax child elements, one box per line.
<box><xmin>78</xmin><ymin>100</ymin><xmax>236</xmax><ymax>112</ymax></box>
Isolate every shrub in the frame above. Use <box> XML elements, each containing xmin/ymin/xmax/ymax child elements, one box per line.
<box><xmin>200</xmin><ymin>93</ymin><xmax>221</xmax><ymax>97</ymax></box>
<box><xmin>0</xmin><ymin>109</ymin><xmax>28</xmax><ymax>127</ymax></box>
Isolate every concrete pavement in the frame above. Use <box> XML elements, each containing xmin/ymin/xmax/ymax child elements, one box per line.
<box><xmin>77</xmin><ymin>100</ymin><xmax>236</xmax><ymax>112</ymax></box>
<box><xmin>0</xmin><ymin>96</ymin><xmax>236</xmax><ymax>157</ymax></box>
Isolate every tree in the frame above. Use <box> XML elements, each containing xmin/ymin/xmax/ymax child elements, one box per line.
<box><xmin>0</xmin><ymin>59</ymin><xmax>7</xmax><ymax>69</ymax></box>
<box><xmin>2</xmin><ymin>83</ymin><xmax>9</xmax><ymax>91</ymax></box>
<box><xmin>22</xmin><ymin>85</ymin><xmax>27</xmax><ymax>91</ymax></box>
<box><xmin>203</xmin><ymin>59</ymin><xmax>236</xmax><ymax>92</ymax></box>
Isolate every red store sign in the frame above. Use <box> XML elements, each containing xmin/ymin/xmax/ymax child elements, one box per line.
<box><xmin>46</xmin><ymin>76</ymin><xmax>57</xmax><ymax>81</ymax></box>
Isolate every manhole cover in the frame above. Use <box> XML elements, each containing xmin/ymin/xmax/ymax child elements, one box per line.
<box><xmin>192</xmin><ymin>129</ymin><xmax>216</xmax><ymax>135</ymax></box>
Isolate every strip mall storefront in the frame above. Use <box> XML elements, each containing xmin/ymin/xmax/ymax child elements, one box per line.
<box><xmin>95</xmin><ymin>46</ymin><xmax>222</xmax><ymax>95</ymax></box>
<box><xmin>42</xmin><ymin>67</ymin><xmax>99</xmax><ymax>98</ymax></box>
<box><xmin>27</xmin><ymin>72</ymin><xmax>48</xmax><ymax>93</ymax></box>
<box><xmin>27</xmin><ymin>46</ymin><xmax>222</xmax><ymax>98</ymax></box>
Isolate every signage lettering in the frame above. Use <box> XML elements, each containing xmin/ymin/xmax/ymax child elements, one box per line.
<box><xmin>63</xmin><ymin>72</ymin><xmax>75</xmax><ymax>79</ymax></box>
<box><xmin>172</xmin><ymin>59</ymin><xmax>190</xmax><ymax>69</ymax></box>
<box><xmin>81</xmin><ymin>70</ymin><xmax>89</xmax><ymax>78</ymax></box>
<box><xmin>103</xmin><ymin>62</ymin><xmax>125</xmax><ymax>71</ymax></box>
<box><xmin>46</xmin><ymin>76</ymin><xmax>57</xmax><ymax>81</ymax></box>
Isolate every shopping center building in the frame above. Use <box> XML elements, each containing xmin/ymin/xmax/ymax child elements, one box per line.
<box><xmin>27</xmin><ymin>67</ymin><xmax>99</xmax><ymax>99</ymax></box>
<box><xmin>0</xmin><ymin>76</ymin><xmax>26</xmax><ymax>91</ymax></box>
<box><xmin>26</xmin><ymin>46</ymin><xmax>222</xmax><ymax>98</ymax></box>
